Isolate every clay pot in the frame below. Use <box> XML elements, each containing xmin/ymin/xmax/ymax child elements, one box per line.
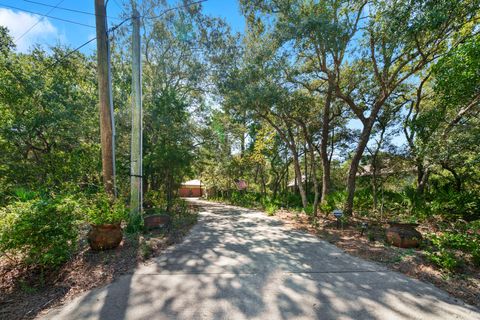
<box><xmin>88</xmin><ymin>223</ymin><xmax>123</xmax><ymax>251</ymax></box>
<box><xmin>386</xmin><ymin>222</ymin><xmax>422</xmax><ymax>248</ymax></box>
<box><xmin>144</xmin><ymin>214</ymin><xmax>171</xmax><ymax>230</ymax></box>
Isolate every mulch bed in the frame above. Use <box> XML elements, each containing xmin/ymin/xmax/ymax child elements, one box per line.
<box><xmin>0</xmin><ymin>209</ymin><xmax>198</xmax><ymax>320</ymax></box>
<box><xmin>273</xmin><ymin>209</ymin><xmax>480</xmax><ymax>307</ymax></box>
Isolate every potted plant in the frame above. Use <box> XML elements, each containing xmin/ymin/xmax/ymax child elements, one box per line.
<box><xmin>84</xmin><ymin>194</ymin><xmax>127</xmax><ymax>251</ymax></box>
<box><xmin>386</xmin><ymin>219</ymin><xmax>423</xmax><ymax>248</ymax></box>
<box><xmin>143</xmin><ymin>208</ymin><xmax>171</xmax><ymax>231</ymax></box>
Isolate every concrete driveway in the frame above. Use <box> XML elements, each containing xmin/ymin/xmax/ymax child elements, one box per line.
<box><xmin>41</xmin><ymin>200</ymin><xmax>480</xmax><ymax>320</ymax></box>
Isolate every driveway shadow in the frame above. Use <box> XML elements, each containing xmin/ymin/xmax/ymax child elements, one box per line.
<box><xmin>42</xmin><ymin>200</ymin><xmax>480</xmax><ymax>320</ymax></box>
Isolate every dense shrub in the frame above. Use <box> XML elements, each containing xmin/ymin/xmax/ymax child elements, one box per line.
<box><xmin>265</xmin><ymin>203</ymin><xmax>278</xmax><ymax>216</ymax></box>
<box><xmin>170</xmin><ymin>198</ymin><xmax>197</xmax><ymax>230</ymax></box>
<box><xmin>144</xmin><ymin>190</ymin><xmax>167</xmax><ymax>210</ymax></box>
<box><xmin>425</xmin><ymin>226</ymin><xmax>480</xmax><ymax>270</ymax></box>
<box><xmin>425</xmin><ymin>249</ymin><xmax>460</xmax><ymax>271</ymax></box>
<box><xmin>83</xmin><ymin>192</ymin><xmax>127</xmax><ymax>225</ymax></box>
<box><xmin>429</xmin><ymin>190</ymin><xmax>480</xmax><ymax>221</ymax></box>
<box><xmin>0</xmin><ymin>195</ymin><xmax>82</xmax><ymax>268</ymax></box>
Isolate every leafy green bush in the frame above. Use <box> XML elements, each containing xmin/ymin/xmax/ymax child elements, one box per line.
<box><xmin>319</xmin><ymin>197</ymin><xmax>335</xmax><ymax>215</ymax></box>
<box><xmin>265</xmin><ymin>203</ymin><xmax>278</xmax><ymax>216</ymax></box>
<box><xmin>12</xmin><ymin>187</ymin><xmax>38</xmax><ymax>202</ymax></box>
<box><xmin>83</xmin><ymin>193</ymin><xmax>127</xmax><ymax>225</ymax></box>
<box><xmin>170</xmin><ymin>198</ymin><xmax>197</xmax><ymax>231</ymax></box>
<box><xmin>425</xmin><ymin>249</ymin><xmax>460</xmax><ymax>271</ymax></box>
<box><xmin>430</xmin><ymin>190</ymin><xmax>480</xmax><ymax>221</ymax></box>
<box><xmin>472</xmin><ymin>249</ymin><xmax>480</xmax><ymax>267</ymax></box>
<box><xmin>353</xmin><ymin>188</ymin><xmax>374</xmax><ymax>213</ymax></box>
<box><xmin>228</xmin><ymin>191</ymin><xmax>260</xmax><ymax>208</ymax></box>
<box><xmin>144</xmin><ymin>190</ymin><xmax>167</xmax><ymax>210</ymax></box>
<box><xmin>425</xmin><ymin>228</ymin><xmax>480</xmax><ymax>271</ymax></box>
<box><xmin>283</xmin><ymin>193</ymin><xmax>303</xmax><ymax>208</ymax></box>
<box><xmin>0</xmin><ymin>195</ymin><xmax>82</xmax><ymax>268</ymax></box>
<box><xmin>400</xmin><ymin>186</ymin><xmax>430</xmax><ymax>218</ymax></box>
<box><xmin>428</xmin><ymin>230</ymin><xmax>479</xmax><ymax>253</ymax></box>
<box><xmin>367</xmin><ymin>231</ymin><xmax>376</xmax><ymax>242</ymax></box>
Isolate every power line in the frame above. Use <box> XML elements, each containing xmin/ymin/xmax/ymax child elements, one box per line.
<box><xmin>16</xmin><ymin>0</ymin><xmax>65</xmax><ymax>42</ymax></box>
<box><xmin>0</xmin><ymin>3</ymin><xmax>95</xmax><ymax>29</ymax></box>
<box><xmin>113</xmin><ymin>0</ymin><xmax>123</xmax><ymax>10</ymax></box>
<box><xmin>7</xmin><ymin>0</ymin><xmax>209</xmax><ymax>73</ymax></box>
<box><xmin>145</xmin><ymin>0</ymin><xmax>207</xmax><ymax>19</ymax></box>
<box><xmin>23</xmin><ymin>0</ymin><xmax>121</xmax><ymax>20</ymax></box>
<box><xmin>48</xmin><ymin>17</ymin><xmax>131</xmax><ymax>69</ymax></box>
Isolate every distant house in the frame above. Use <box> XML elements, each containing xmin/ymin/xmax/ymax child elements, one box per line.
<box><xmin>234</xmin><ymin>179</ymin><xmax>248</xmax><ymax>191</ymax></box>
<box><xmin>179</xmin><ymin>179</ymin><xmax>204</xmax><ymax>197</ymax></box>
<box><xmin>287</xmin><ymin>175</ymin><xmax>306</xmax><ymax>190</ymax></box>
<box><xmin>357</xmin><ymin>162</ymin><xmax>416</xmax><ymax>177</ymax></box>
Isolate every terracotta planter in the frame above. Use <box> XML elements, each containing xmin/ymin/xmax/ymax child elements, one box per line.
<box><xmin>386</xmin><ymin>222</ymin><xmax>422</xmax><ymax>248</ymax></box>
<box><xmin>144</xmin><ymin>214</ymin><xmax>171</xmax><ymax>230</ymax></box>
<box><xmin>88</xmin><ymin>223</ymin><xmax>123</xmax><ymax>251</ymax></box>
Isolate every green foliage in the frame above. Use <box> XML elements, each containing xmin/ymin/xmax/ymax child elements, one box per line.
<box><xmin>367</xmin><ymin>231</ymin><xmax>376</xmax><ymax>242</ymax></box>
<box><xmin>83</xmin><ymin>193</ymin><xmax>127</xmax><ymax>226</ymax></box>
<box><xmin>428</xmin><ymin>231</ymin><xmax>479</xmax><ymax>253</ymax></box>
<box><xmin>12</xmin><ymin>188</ymin><xmax>39</xmax><ymax>202</ymax></box>
<box><xmin>353</xmin><ymin>188</ymin><xmax>374</xmax><ymax>215</ymax></box>
<box><xmin>144</xmin><ymin>190</ymin><xmax>167</xmax><ymax>210</ymax></box>
<box><xmin>139</xmin><ymin>239</ymin><xmax>154</xmax><ymax>260</ymax></box>
<box><xmin>265</xmin><ymin>203</ymin><xmax>278</xmax><ymax>216</ymax></box>
<box><xmin>425</xmin><ymin>249</ymin><xmax>460</xmax><ymax>272</ymax></box>
<box><xmin>472</xmin><ymin>249</ymin><xmax>480</xmax><ymax>267</ymax></box>
<box><xmin>143</xmin><ymin>89</ymin><xmax>195</xmax><ymax>206</ymax></box>
<box><xmin>229</xmin><ymin>191</ymin><xmax>259</xmax><ymax>208</ymax></box>
<box><xmin>0</xmin><ymin>195</ymin><xmax>82</xmax><ymax>268</ymax></box>
<box><xmin>170</xmin><ymin>199</ymin><xmax>198</xmax><ymax>231</ymax></box>
<box><xmin>0</xmin><ymin>44</ymin><xmax>100</xmax><ymax>192</ymax></box>
<box><xmin>430</xmin><ymin>189</ymin><xmax>480</xmax><ymax>221</ymax></box>
<box><xmin>425</xmin><ymin>228</ymin><xmax>479</xmax><ymax>271</ymax></box>
<box><xmin>433</xmin><ymin>34</ymin><xmax>480</xmax><ymax>108</ymax></box>
<box><xmin>319</xmin><ymin>195</ymin><xmax>336</xmax><ymax>215</ymax></box>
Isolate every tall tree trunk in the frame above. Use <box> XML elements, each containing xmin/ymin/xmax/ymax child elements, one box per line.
<box><xmin>320</xmin><ymin>84</ymin><xmax>333</xmax><ymax>203</ymax></box>
<box><xmin>261</xmin><ymin>114</ymin><xmax>307</xmax><ymax>210</ymax></box>
<box><xmin>292</xmin><ymin>148</ymin><xmax>308</xmax><ymax>210</ymax></box>
<box><xmin>272</xmin><ymin>174</ymin><xmax>279</xmax><ymax>198</ymax></box>
<box><xmin>304</xmin><ymin>143</ymin><xmax>308</xmax><ymax>196</ymax></box>
<box><xmin>284</xmin><ymin>150</ymin><xmax>289</xmax><ymax>195</ymax></box>
<box><xmin>416</xmin><ymin>161</ymin><xmax>430</xmax><ymax>195</ymax></box>
<box><xmin>345</xmin><ymin>119</ymin><xmax>376</xmax><ymax>215</ymax></box>
<box><xmin>261</xmin><ymin>166</ymin><xmax>267</xmax><ymax>196</ymax></box>
<box><xmin>301</xmin><ymin>124</ymin><xmax>320</xmax><ymax>216</ymax></box>
<box><xmin>370</xmin><ymin>126</ymin><xmax>385</xmax><ymax>211</ymax></box>
<box><xmin>442</xmin><ymin>164</ymin><xmax>462</xmax><ymax>192</ymax></box>
<box><xmin>372</xmin><ymin>167</ymin><xmax>378</xmax><ymax>211</ymax></box>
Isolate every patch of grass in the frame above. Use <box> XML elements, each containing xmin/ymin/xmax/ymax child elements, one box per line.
<box><xmin>425</xmin><ymin>249</ymin><xmax>461</xmax><ymax>272</ymax></box>
<box><xmin>19</xmin><ymin>280</ymin><xmax>38</xmax><ymax>294</ymax></box>
<box><xmin>139</xmin><ymin>239</ymin><xmax>153</xmax><ymax>260</ymax></box>
<box><xmin>265</xmin><ymin>204</ymin><xmax>278</xmax><ymax>216</ymax></box>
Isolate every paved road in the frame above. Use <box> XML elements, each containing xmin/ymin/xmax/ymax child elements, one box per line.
<box><xmin>41</xmin><ymin>200</ymin><xmax>480</xmax><ymax>320</ymax></box>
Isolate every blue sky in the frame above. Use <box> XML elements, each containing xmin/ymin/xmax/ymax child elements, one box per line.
<box><xmin>0</xmin><ymin>0</ymin><xmax>407</xmax><ymax>148</ymax></box>
<box><xmin>0</xmin><ymin>0</ymin><xmax>245</xmax><ymax>53</ymax></box>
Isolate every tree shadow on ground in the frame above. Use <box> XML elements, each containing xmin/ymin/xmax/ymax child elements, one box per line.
<box><xmin>42</xmin><ymin>200</ymin><xmax>480</xmax><ymax>320</ymax></box>
<box><xmin>0</xmin><ymin>231</ymin><xmax>141</xmax><ymax>320</ymax></box>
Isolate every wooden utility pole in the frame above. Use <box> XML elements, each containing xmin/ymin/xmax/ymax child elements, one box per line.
<box><xmin>130</xmin><ymin>1</ymin><xmax>143</xmax><ymax>226</ymax></box>
<box><xmin>94</xmin><ymin>0</ymin><xmax>116</xmax><ymax>196</ymax></box>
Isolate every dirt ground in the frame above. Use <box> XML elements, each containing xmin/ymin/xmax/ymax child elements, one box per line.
<box><xmin>273</xmin><ymin>209</ymin><xmax>480</xmax><ymax>307</ymax></box>
<box><xmin>0</xmin><ymin>208</ymin><xmax>198</xmax><ymax>320</ymax></box>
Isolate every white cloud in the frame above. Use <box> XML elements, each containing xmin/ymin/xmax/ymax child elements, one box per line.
<box><xmin>0</xmin><ymin>8</ymin><xmax>59</xmax><ymax>52</ymax></box>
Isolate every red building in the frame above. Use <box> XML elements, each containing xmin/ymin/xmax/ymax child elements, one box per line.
<box><xmin>178</xmin><ymin>179</ymin><xmax>204</xmax><ymax>197</ymax></box>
